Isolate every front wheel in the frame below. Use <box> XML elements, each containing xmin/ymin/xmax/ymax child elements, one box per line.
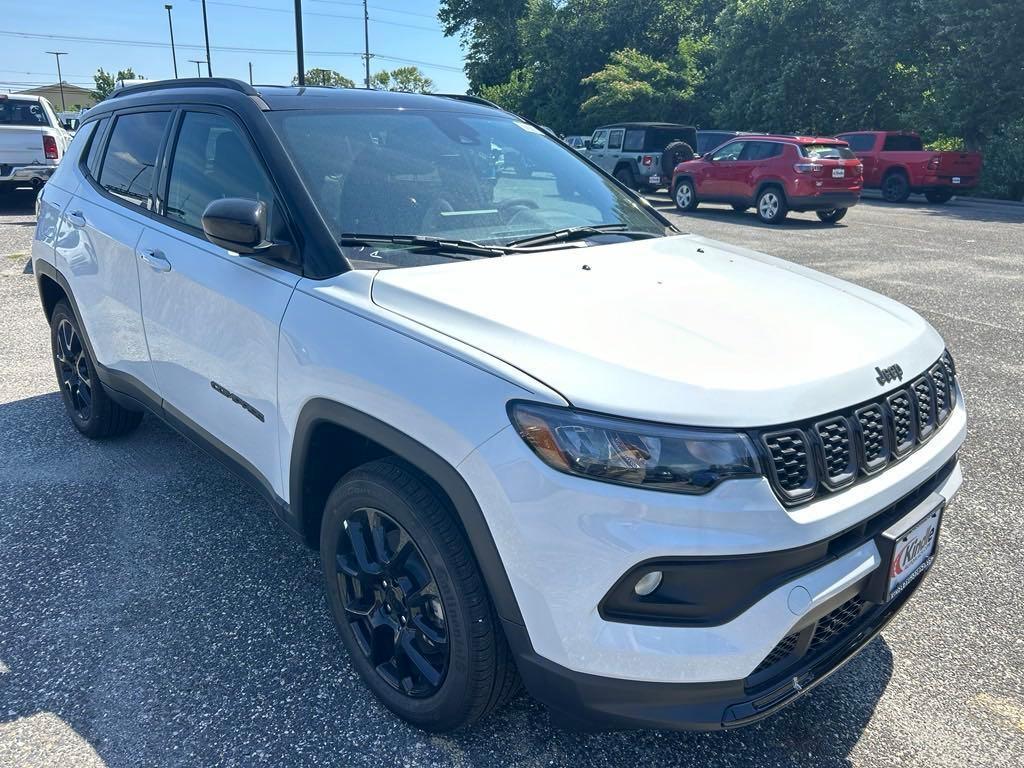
<box><xmin>50</xmin><ymin>300</ymin><xmax>142</xmax><ymax>438</ymax></box>
<box><xmin>816</xmin><ymin>208</ymin><xmax>848</xmax><ymax>224</ymax></box>
<box><xmin>320</xmin><ymin>458</ymin><xmax>519</xmax><ymax>731</ymax></box>
<box><xmin>756</xmin><ymin>187</ymin><xmax>788</xmax><ymax>224</ymax></box>
<box><xmin>925</xmin><ymin>190</ymin><xmax>953</xmax><ymax>204</ymax></box>
<box><xmin>673</xmin><ymin>179</ymin><xmax>698</xmax><ymax>211</ymax></box>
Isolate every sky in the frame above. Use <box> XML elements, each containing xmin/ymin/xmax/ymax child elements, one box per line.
<box><xmin>0</xmin><ymin>0</ymin><xmax>469</xmax><ymax>95</ymax></box>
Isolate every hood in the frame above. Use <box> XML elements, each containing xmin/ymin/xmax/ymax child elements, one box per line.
<box><xmin>370</xmin><ymin>235</ymin><xmax>944</xmax><ymax>427</ymax></box>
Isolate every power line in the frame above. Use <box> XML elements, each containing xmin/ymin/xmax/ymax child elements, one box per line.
<box><xmin>310</xmin><ymin>0</ymin><xmax>437</xmax><ymax>19</ymax></box>
<box><xmin>191</xmin><ymin>0</ymin><xmax>441</xmax><ymax>32</ymax></box>
<box><xmin>0</xmin><ymin>30</ymin><xmax>464</xmax><ymax>73</ymax></box>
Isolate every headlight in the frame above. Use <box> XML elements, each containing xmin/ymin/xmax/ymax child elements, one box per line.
<box><xmin>508</xmin><ymin>402</ymin><xmax>761</xmax><ymax>494</ymax></box>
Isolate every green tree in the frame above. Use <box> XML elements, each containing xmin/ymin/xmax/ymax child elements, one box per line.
<box><xmin>439</xmin><ymin>0</ymin><xmax>528</xmax><ymax>89</ymax></box>
<box><xmin>370</xmin><ymin>67</ymin><xmax>434</xmax><ymax>93</ymax></box>
<box><xmin>292</xmin><ymin>68</ymin><xmax>356</xmax><ymax>88</ymax></box>
<box><xmin>92</xmin><ymin>68</ymin><xmax>142</xmax><ymax>101</ymax></box>
<box><xmin>580</xmin><ymin>40</ymin><xmax>704</xmax><ymax>125</ymax></box>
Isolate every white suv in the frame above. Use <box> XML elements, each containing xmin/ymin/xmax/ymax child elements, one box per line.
<box><xmin>32</xmin><ymin>79</ymin><xmax>966</xmax><ymax>732</ymax></box>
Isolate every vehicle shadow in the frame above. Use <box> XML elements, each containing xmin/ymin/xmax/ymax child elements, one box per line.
<box><xmin>0</xmin><ymin>392</ymin><xmax>891</xmax><ymax>768</ymax></box>
<box><xmin>857</xmin><ymin>194</ymin><xmax>1024</xmax><ymax>225</ymax></box>
<box><xmin>672</xmin><ymin>204</ymin><xmax>851</xmax><ymax>230</ymax></box>
<box><xmin>0</xmin><ymin>187</ymin><xmax>38</xmax><ymax>215</ymax></box>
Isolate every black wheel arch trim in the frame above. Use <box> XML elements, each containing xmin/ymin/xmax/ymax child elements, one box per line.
<box><xmin>290</xmin><ymin>397</ymin><xmax>527</xmax><ymax>627</ymax></box>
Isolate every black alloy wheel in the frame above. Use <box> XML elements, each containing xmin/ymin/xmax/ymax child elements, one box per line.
<box><xmin>55</xmin><ymin>317</ymin><xmax>92</xmax><ymax>422</ymax></box>
<box><xmin>335</xmin><ymin>506</ymin><xmax>449</xmax><ymax>697</ymax></box>
<box><xmin>816</xmin><ymin>207</ymin><xmax>848</xmax><ymax>224</ymax></box>
<box><xmin>881</xmin><ymin>172</ymin><xmax>910</xmax><ymax>202</ymax></box>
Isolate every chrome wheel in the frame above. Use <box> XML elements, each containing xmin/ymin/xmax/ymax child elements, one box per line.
<box><xmin>55</xmin><ymin>318</ymin><xmax>92</xmax><ymax>421</ymax></box>
<box><xmin>335</xmin><ymin>507</ymin><xmax>449</xmax><ymax>698</ymax></box>
<box><xmin>759</xmin><ymin>191</ymin><xmax>780</xmax><ymax>220</ymax></box>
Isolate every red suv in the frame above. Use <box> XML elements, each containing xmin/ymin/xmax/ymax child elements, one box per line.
<box><xmin>671</xmin><ymin>136</ymin><xmax>863</xmax><ymax>224</ymax></box>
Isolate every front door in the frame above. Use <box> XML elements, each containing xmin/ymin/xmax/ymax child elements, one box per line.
<box><xmin>702</xmin><ymin>141</ymin><xmax>746</xmax><ymax>199</ymax></box>
<box><xmin>136</xmin><ymin>109</ymin><xmax>300</xmax><ymax>496</ymax></box>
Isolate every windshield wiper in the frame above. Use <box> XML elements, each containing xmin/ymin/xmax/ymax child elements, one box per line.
<box><xmin>339</xmin><ymin>233</ymin><xmax>509</xmax><ymax>258</ymax></box>
<box><xmin>506</xmin><ymin>224</ymin><xmax>661</xmax><ymax>248</ymax></box>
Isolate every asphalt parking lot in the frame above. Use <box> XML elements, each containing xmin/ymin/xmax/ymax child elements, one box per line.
<box><xmin>1</xmin><ymin>186</ymin><xmax>1022</xmax><ymax>767</ymax></box>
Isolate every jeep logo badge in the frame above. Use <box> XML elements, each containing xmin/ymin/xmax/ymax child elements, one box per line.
<box><xmin>875</xmin><ymin>364</ymin><xmax>903</xmax><ymax>386</ymax></box>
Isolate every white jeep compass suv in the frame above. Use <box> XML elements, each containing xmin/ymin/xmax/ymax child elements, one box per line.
<box><xmin>32</xmin><ymin>79</ymin><xmax>966</xmax><ymax>732</ymax></box>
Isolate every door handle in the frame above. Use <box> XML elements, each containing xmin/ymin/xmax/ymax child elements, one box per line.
<box><xmin>66</xmin><ymin>210</ymin><xmax>86</xmax><ymax>228</ymax></box>
<box><xmin>138</xmin><ymin>248</ymin><xmax>171</xmax><ymax>272</ymax></box>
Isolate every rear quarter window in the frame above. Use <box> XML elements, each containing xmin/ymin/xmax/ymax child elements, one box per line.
<box><xmin>622</xmin><ymin>130</ymin><xmax>644</xmax><ymax>152</ymax></box>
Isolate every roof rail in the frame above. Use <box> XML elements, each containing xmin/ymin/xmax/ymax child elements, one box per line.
<box><xmin>436</xmin><ymin>93</ymin><xmax>503</xmax><ymax>111</ymax></box>
<box><xmin>109</xmin><ymin>78</ymin><xmax>257</xmax><ymax>99</ymax></box>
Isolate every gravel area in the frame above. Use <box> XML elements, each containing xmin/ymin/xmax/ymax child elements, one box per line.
<box><xmin>1</xmin><ymin>190</ymin><xmax>1022</xmax><ymax>767</ymax></box>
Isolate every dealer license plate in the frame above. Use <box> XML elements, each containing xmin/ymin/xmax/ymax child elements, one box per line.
<box><xmin>832</xmin><ymin>168</ymin><xmax>845</xmax><ymax>178</ymax></box>
<box><xmin>952</xmin><ymin>176</ymin><xmax>961</xmax><ymax>184</ymax></box>
<box><xmin>649</xmin><ymin>175</ymin><xmax>661</xmax><ymax>185</ymax></box>
<box><xmin>886</xmin><ymin>505</ymin><xmax>941</xmax><ymax>600</ymax></box>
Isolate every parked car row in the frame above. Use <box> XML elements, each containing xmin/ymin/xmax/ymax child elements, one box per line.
<box><xmin>564</xmin><ymin>121</ymin><xmax>984</xmax><ymax>224</ymax></box>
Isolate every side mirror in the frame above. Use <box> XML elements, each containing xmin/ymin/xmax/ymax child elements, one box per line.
<box><xmin>202</xmin><ymin>198</ymin><xmax>269</xmax><ymax>253</ymax></box>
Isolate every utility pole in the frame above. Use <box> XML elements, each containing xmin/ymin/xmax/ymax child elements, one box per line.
<box><xmin>362</xmin><ymin>0</ymin><xmax>371</xmax><ymax>89</ymax></box>
<box><xmin>294</xmin><ymin>0</ymin><xmax>305</xmax><ymax>86</ymax></box>
<box><xmin>45</xmin><ymin>51</ymin><xmax>67</xmax><ymax>111</ymax></box>
<box><xmin>248</xmin><ymin>62</ymin><xmax>253</xmax><ymax>85</ymax></box>
<box><xmin>165</xmin><ymin>5</ymin><xmax>178</xmax><ymax>78</ymax></box>
<box><xmin>189</xmin><ymin>59</ymin><xmax>205</xmax><ymax>77</ymax></box>
<box><xmin>201</xmin><ymin>0</ymin><xmax>213</xmax><ymax>76</ymax></box>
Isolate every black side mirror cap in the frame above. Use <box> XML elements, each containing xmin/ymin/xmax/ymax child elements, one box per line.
<box><xmin>201</xmin><ymin>197</ymin><xmax>267</xmax><ymax>253</ymax></box>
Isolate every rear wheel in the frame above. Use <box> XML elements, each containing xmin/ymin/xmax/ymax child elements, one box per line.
<box><xmin>320</xmin><ymin>458</ymin><xmax>518</xmax><ymax>731</ymax></box>
<box><xmin>816</xmin><ymin>208</ymin><xmax>848</xmax><ymax>224</ymax></box>
<box><xmin>925</xmin><ymin>190</ymin><xmax>953</xmax><ymax>204</ymax></box>
<box><xmin>756</xmin><ymin>187</ymin><xmax>788</xmax><ymax>224</ymax></box>
<box><xmin>50</xmin><ymin>300</ymin><xmax>142</xmax><ymax>438</ymax></box>
<box><xmin>881</xmin><ymin>171</ymin><xmax>910</xmax><ymax>202</ymax></box>
<box><xmin>613</xmin><ymin>166</ymin><xmax>637</xmax><ymax>190</ymax></box>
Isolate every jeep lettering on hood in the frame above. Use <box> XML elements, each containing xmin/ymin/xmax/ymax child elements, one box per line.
<box><xmin>371</xmin><ymin>234</ymin><xmax>946</xmax><ymax>427</ymax></box>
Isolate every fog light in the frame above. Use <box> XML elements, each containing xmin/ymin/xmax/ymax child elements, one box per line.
<box><xmin>633</xmin><ymin>570</ymin><xmax>663</xmax><ymax>596</ymax></box>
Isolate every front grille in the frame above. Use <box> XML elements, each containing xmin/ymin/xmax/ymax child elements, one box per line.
<box><xmin>753</xmin><ymin>631</ymin><xmax>799</xmax><ymax>674</ymax></box>
<box><xmin>807</xmin><ymin>596</ymin><xmax>867</xmax><ymax>654</ymax></box>
<box><xmin>759</xmin><ymin>352</ymin><xmax>956</xmax><ymax>505</ymax></box>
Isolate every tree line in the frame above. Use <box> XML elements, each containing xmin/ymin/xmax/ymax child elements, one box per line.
<box><xmin>440</xmin><ymin>0</ymin><xmax>1024</xmax><ymax>199</ymax></box>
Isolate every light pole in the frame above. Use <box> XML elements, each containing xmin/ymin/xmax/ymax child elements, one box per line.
<box><xmin>362</xmin><ymin>0</ymin><xmax>371</xmax><ymax>89</ymax></box>
<box><xmin>201</xmin><ymin>0</ymin><xmax>213</xmax><ymax>76</ymax></box>
<box><xmin>165</xmin><ymin>5</ymin><xmax>178</xmax><ymax>78</ymax></box>
<box><xmin>294</xmin><ymin>0</ymin><xmax>305</xmax><ymax>86</ymax></box>
<box><xmin>248</xmin><ymin>61</ymin><xmax>253</xmax><ymax>85</ymax></box>
<box><xmin>189</xmin><ymin>59</ymin><xmax>206</xmax><ymax>77</ymax></box>
<box><xmin>45</xmin><ymin>51</ymin><xmax>67</xmax><ymax>111</ymax></box>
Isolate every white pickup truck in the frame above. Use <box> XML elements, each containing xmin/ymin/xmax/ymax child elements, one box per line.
<box><xmin>0</xmin><ymin>93</ymin><xmax>71</xmax><ymax>193</ymax></box>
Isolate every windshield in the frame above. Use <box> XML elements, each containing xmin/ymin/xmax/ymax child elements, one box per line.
<box><xmin>267</xmin><ymin>108</ymin><xmax>664</xmax><ymax>266</ymax></box>
<box><xmin>801</xmin><ymin>144</ymin><xmax>857</xmax><ymax>160</ymax></box>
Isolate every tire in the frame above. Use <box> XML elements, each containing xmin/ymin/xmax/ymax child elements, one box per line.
<box><xmin>731</xmin><ymin>204</ymin><xmax>749</xmax><ymax>212</ymax></box>
<box><xmin>673</xmin><ymin>179</ymin><xmax>698</xmax><ymax>212</ymax></box>
<box><xmin>925</xmin><ymin>190</ymin><xmax>953</xmax><ymax>204</ymax></box>
<box><xmin>50</xmin><ymin>300</ymin><xmax>143</xmax><ymax>438</ymax></box>
<box><xmin>881</xmin><ymin>171</ymin><xmax>910</xmax><ymax>202</ymax></box>
<box><xmin>756</xmin><ymin>186</ymin><xmax>788</xmax><ymax>224</ymax></box>
<box><xmin>613</xmin><ymin>166</ymin><xmax>636</xmax><ymax>190</ymax></box>
<box><xmin>816</xmin><ymin>208</ymin><xmax>848</xmax><ymax>224</ymax></box>
<box><xmin>660</xmin><ymin>140</ymin><xmax>695</xmax><ymax>179</ymax></box>
<box><xmin>320</xmin><ymin>458</ymin><xmax>519</xmax><ymax>732</ymax></box>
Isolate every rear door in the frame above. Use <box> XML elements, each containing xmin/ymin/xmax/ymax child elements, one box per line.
<box><xmin>136</xmin><ymin>107</ymin><xmax>300</xmax><ymax>495</ymax></box>
<box><xmin>604</xmin><ymin>128</ymin><xmax>625</xmax><ymax>172</ymax></box>
<box><xmin>61</xmin><ymin>110</ymin><xmax>171</xmax><ymax>396</ymax></box>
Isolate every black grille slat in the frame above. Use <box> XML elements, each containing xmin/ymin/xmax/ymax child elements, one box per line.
<box><xmin>855</xmin><ymin>404</ymin><xmax>889</xmax><ymax>473</ymax></box>
<box><xmin>759</xmin><ymin>353</ymin><xmax>955</xmax><ymax>505</ymax></box>
<box><xmin>763</xmin><ymin>430</ymin><xmax>814</xmax><ymax>500</ymax></box>
<box><xmin>913</xmin><ymin>376</ymin><xmax>936</xmax><ymax>439</ymax></box>
<box><xmin>808</xmin><ymin>596</ymin><xmax>867</xmax><ymax>655</ymax></box>
<box><xmin>754</xmin><ymin>632</ymin><xmax>799</xmax><ymax>674</ymax></box>
<box><xmin>814</xmin><ymin>417</ymin><xmax>856</xmax><ymax>488</ymax></box>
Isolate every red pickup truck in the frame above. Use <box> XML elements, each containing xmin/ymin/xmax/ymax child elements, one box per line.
<box><xmin>835</xmin><ymin>131</ymin><xmax>982</xmax><ymax>203</ymax></box>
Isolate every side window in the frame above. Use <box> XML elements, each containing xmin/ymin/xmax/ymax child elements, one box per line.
<box><xmin>84</xmin><ymin>117</ymin><xmax>109</xmax><ymax>177</ymax></box>
<box><xmin>711</xmin><ymin>141</ymin><xmax>745</xmax><ymax>162</ymax></box>
<box><xmin>882</xmin><ymin>134</ymin><xmax>923</xmax><ymax>152</ymax></box>
<box><xmin>622</xmin><ymin>130</ymin><xmax>643</xmax><ymax>152</ymax></box>
<box><xmin>98</xmin><ymin>111</ymin><xmax>171</xmax><ymax>208</ymax></box>
<box><xmin>607</xmin><ymin>129</ymin><xmax>624</xmax><ymax>151</ymax></box>
<box><xmin>165</xmin><ymin>111</ymin><xmax>276</xmax><ymax>232</ymax></box>
<box><xmin>840</xmin><ymin>134</ymin><xmax>876</xmax><ymax>152</ymax></box>
<box><xmin>590</xmin><ymin>130</ymin><xmax>608</xmax><ymax>150</ymax></box>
